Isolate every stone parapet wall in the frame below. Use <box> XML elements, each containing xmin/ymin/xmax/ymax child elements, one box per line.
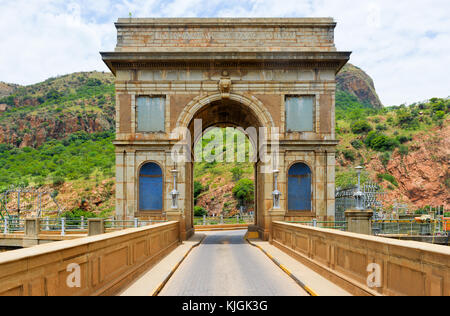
<box><xmin>114</xmin><ymin>18</ymin><xmax>336</xmax><ymax>52</ymax></box>
<box><xmin>272</xmin><ymin>221</ymin><xmax>450</xmax><ymax>296</ymax></box>
<box><xmin>0</xmin><ymin>221</ymin><xmax>180</xmax><ymax>296</ymax></box>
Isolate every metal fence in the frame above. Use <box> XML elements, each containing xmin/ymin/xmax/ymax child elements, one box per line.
<box><xmin>0</xmin><ymin>188</ymin><xmax>62</xmax><ymax>220</ymax></box>
<box><xmin>335</xmin><ymin>182</ymin><xmax>386</xmax><ymax>222</ymax></box>
<box><xmin>371</xmin><ymin>219</ymin><xmax>447</xmax><ymax>236</ymax></box>
<box><xmin>0</xmin><ymin>217</ymin><xmax>168</xmax><ymax>236</ymax></box>
<box><xmin>193</xmin><ymin>214</ymin><xmax>255</xmax><ymax>226</ymax></box>
<box><xmin>0</xmin><ymin>217</ymin><xmax>25</xmax><ymax>233</ymax></box>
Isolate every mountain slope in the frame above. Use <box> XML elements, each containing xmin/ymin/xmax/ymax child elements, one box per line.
<box><xmin>337</xmin><ymin>63</ymin><xmax>383</xmax><ymax>109</ymax></box>
<box><xmin>0</xmin><ymin>68</ymin><xmax>448</xmax><ymax>217</ymax></box>
<box><xmin>0</xmin><ymin>72</ymin><xmax>115</xmax><ymax>148</ymax></box>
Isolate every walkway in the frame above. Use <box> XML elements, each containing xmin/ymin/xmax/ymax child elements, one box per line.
<box><xmin>121</xmin><ymin>230</ymin><xmax>351</xmax><ymax>296</ymax></box>
<box><xmin>159</xmin><ymin>230</ymin><xmax>309</xmax><ymax>296</ymax></box>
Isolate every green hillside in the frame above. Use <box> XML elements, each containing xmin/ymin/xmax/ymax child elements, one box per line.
<box><xmin>0</xmin><ymin>69</ymin><xmax>448</xmax><ymax>217</ymax></box>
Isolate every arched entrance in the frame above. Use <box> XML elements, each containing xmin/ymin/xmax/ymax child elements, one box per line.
<box><xmin>177</xmin><ymin>94</ymin><xmax>277</xmax><ymax>240</ymax></box>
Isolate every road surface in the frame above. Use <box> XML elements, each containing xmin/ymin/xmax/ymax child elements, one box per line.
<box><xmin>159</xmin><ymin>230</ymin><xmax>309</xmax><ymax>296</ymax></box>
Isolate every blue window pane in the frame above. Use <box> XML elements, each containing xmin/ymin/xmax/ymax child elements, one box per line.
<box><xmin>286</xmin><ymin>96</ymin><xmax>314</xmax><ymax>132</ymax></box>
<box><xmin>139</xmin><ymin>163</ymin><xmax>163</xmax><ymax>211</ymax></box>
<box><xmin>288</xmin><ymin>163</ymin><xmax>312</xmax><ymax>211</ymax></box>
<box><xmin>137</xmin><ymin>96</ymin><xmax>165</xmax><ymax>132</ymax></box>
<box><xmin>140</xmin><ymin>163</ymin><xmax>162</xmax><ymax>176</ymax></box>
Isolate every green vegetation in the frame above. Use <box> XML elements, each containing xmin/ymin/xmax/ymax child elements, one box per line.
<box><xmin>377</xmin><ymin>173</ymin><xmax>398</xmax><ymax>187</ymax></box>
<box><xmin>232</xmin><ymin>178</ymin><xmax>255</xmax><ymax>208</ymax></box>
<box><xmin>62</xmin><ymin>208</ymin><xmax>97</xmax><ymax>220</ymax></box>
<box><xmin>364</xmin><ymin>131</ymin><xmax>399</xmax><ymax>152</ymax></box>
<box><xmin>350</xmin><ymin>120</ymin><xmax>372</xmax><ymax>134</ymax></box>
<box><xmin>0</xmin><ymin>131</ymin><xmax>115</xmax><ymax>192</ymax></box>
<box><xmin>194</xmin><ymin>206</ymin><xmax>207</xmax><ymax>217</ymax></box>
<box><xmin>342</xmin><ymin>149</ymin><xmax>356</xmax><ymax>162</ymax></box>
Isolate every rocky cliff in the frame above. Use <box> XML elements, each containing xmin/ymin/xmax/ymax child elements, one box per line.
<box><xmin>337</xmin><ymin>63</ymin><xmax>383</xmax><ymax>109</ymax></box>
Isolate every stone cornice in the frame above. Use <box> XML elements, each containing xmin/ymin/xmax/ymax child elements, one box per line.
<box><xmin>101</xmin><ymin>51</ymin><xmax>351</xmax><ymax>75</ymax></box>
<box><xmin>115</xmin><ymin>18</ymin><xmax>337</xmax><ymax>28</ymax></box>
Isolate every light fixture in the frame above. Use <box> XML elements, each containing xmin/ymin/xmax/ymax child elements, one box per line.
<box><xmin>354</xmin><ymin>166</ymin><xmax>364</xmax><ymax>210</ymax></box>
<box><xmin>272</xmin><ymin>169</ymin><xmax>282</xmax><ymax>209</ymax></box>
<box><xmin>170</xmin><ymin>168</ymin><xmax>179</xmax><ymax>209</ymax></box>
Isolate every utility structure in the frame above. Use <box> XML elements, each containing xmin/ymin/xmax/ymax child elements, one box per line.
<box><xmin>101</xmin><ymin>18</ymin><xmax>351</xmax><ymax>240</ymax></box>
<box><xmin>0</xmin><ymin>188</ymin><xmax>62</xmax><ymax>220</ymax></box>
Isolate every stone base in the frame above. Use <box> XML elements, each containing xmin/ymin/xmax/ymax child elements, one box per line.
<box><xmin>345</xmin><ymin>209</ymin><xmax>373</xmax><ymax>235</ymax></box>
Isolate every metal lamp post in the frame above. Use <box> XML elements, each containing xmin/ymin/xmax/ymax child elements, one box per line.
<box><xmin>272</xmin><ymin>170</ymin><xmax>282</xmax><ymax>209</ymax></box>
<box><xmin>170</xmin><ymin>169</ymin><xmax>179</xmax><ymax>209</ymax></box>
<box><xmin>354</xmin><ymin>166</ymin><xmax>364</xmax><ymax>210</ymax></box>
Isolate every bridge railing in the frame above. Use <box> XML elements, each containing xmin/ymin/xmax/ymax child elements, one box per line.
<box><xmin>0</xmin><ymin>221</ymin><xmax>180</xmax><ymax>296</ymax></box>
<box><xmin>0</xmin><ymin>218</ymin><xmax>25</xmax><ymax>234</ymax></box>
<box><xmin>272</xmin><ymin>221</ymin><xmax>450</xmax><ymax>296</ymax></box>
<box><xmin>372</xmin><ymin>219</ymin><xmax>446</xmax><ymax>236</ymax></box>
<box><xmin>193</xmin><ymin>215</ymin><xmax>254</xmax><ymax>226</ymax></box>
<box><xmin>0</xmin><ymin>217</ymin><xmax>168</xmax><ymax>236</ymax></box>
<box><xmin>287</xmin><ymin>220</ymin><xmax>347</xmax><ymax>231</ymax></box>
<box><xmin>104</xmin><ymin>219</ymin><xmax>168</xmax><ymax>231</ymax></box>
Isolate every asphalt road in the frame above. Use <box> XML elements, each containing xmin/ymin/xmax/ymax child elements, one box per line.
<box><xmin>159</xmin><ymin>230</ymin><xmax>309</xmax><ymax>296</ymax></box>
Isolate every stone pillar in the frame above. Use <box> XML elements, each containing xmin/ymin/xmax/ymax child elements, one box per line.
<box><xmin>345</xmin><ymin>209</ymin><xmax>373</xmax><ymax>235</ymax></box>
<box><xmin>115</xmin><ymin>151</ymin><xmax>126</xmax><ymax>220</ymax></box>
<box><xmin>25</xmin><ymin>218</ymin><xmax>40</xmax><ymax>238</ymax></box>
<box><xmin>88</xmin><ymin>219</ymin><xmax>105</xmax><ymax>236</ymax></box>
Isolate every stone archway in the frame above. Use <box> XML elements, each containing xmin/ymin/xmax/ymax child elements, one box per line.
<box><xmin>178</xmin><ymin>94</ymin><xmax>276</xmax><ymax>239</ymax></box>
<box><xmin>102</xmin><ymin>18</ymin><xmax>350</xmax><ymax>241</ymax></box>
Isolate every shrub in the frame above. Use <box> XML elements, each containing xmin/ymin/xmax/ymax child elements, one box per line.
<box><xmin>398</xmin><ymin>145</ymin><xmax>409</xmax><ymax>156</ymax></box>
<box><xmin>351</xmin><ymin>139</ymin><xmax>363</xmax><ymax>150</ymax></box>
<box><xmin>342</xmin><ymin>149</ymin><xmax>356</xmax><ymax>162</ymax></box>
<box><xmin>350</xmin><ymin>120</ymin><xmax>372</xmax><ymax>134</ymax></box>
<box><xmin>444</xmin><ymin>212</ymin><xmax>450</xmax><ymax>217</ymax></box>
<box><xmin>396</xmin><ymin>109</ymin><xmax>418</xmax><ymax>129</ymax></box>
<box><xmin>365</xmin><ymin>131</ymin><xmax>399</xmax><ymax>151</ymax></box>
<box><xmin>194</xmin><ymin>206</ymin><xmax>207</xmax><ymax>217</ymax></box>
<box><xmin>51</xmin><ymin>175</ymin><xmax>65</xmax><ymax>187</ymax></box>
<box><xmin>435</xmin><ymin>111</ymin><xmax>445</xmax><ymax>120</ymax></box>
<box><xmin>63</xmin><ymin>208</ymin><xmax>97</xmax><ymax>219</ymax></box>
<box><xmin>232</xmin><ymin>178</ymin><xmax>255</xmax><ymax>207</ymax></box>
<box><xmin>396</xmin><ymin>135</ymin><xmax>412</xmax><ymax>144</ymax></box>
<box><xmin>380</xmin><ymin>152</ymin><xmax>391</xmax><ymax>168</ymax></box>
<box><xmin>377</xmin><ymin>173</ymin><xmax>398</xmax><ymax>187</ymax></box>
<box><xmin>376</xmin><ymin>124</ymin><xmax>388</xmax><ymax>131</ymax></box>
<box><xmin>231</xmin><ymin>166</ymin><xmax>244</xmax><ymax>182</ymax></box>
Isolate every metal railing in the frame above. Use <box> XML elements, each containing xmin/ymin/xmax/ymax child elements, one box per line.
<box><xmin>371</xmin><ymin>219</ymin><xmax>447</xmax><ymax>236</ymax></box>
<box><xmin>0</xmin><ymin>217</ymin><xmax>25</xmax><ymax>234</ymax></box>
<box><xmin>193</xmin><ymin>215</ymin><xmax>255</xmax><ymax>226</ymax></box>
<box><xmin>287</xmin><ymin>220</ymin><xmax>348</xmax><ymax>231</ymax></box>
<box><xmin>0</xmin><ymin>217</ymin><xmax>168</xmax><ymax>236</ymax></box>
<box><xmin>104</xmin><ymin>219</ymin><xmax>167</xmax><ymax>231</ymax></box>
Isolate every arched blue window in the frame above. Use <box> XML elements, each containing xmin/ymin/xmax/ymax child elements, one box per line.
<box><xmin>139</xmin><ymin>163</ymin><xmax>163</xmax><ymax>211</ymax></box>
<box><xmin>288</xmin><ymin>163</ymin><xmax>312</xmax><ymax>212</ymax></box>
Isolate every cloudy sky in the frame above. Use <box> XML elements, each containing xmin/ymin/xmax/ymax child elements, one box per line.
<box><xmin>0</xmin><ymin>0</ymin><xmax>448</xmax><ymax>106</ymax></box>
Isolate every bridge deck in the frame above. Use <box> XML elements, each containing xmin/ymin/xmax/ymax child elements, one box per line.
<box><xmin>121</xmin><ymin>230</ymin><xmax>350</xmax><ymax>296</ymax></box>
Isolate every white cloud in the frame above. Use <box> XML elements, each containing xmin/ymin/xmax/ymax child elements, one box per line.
<box><xmin>0</xmin><ymin>0</ymin><xmax>448</xmax><ymax>105</ymax></box>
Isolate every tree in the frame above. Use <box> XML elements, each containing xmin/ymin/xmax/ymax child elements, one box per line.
<box><xmin>194</xmin><ymin>206</ymin><xmax>207</xmax><ymax>217</ymax></box>
<box><xmin>350</xmin><ymin>120</ymin><xmax>372</xmax><ymax>134</ymax></box>
<box><xmin>232</xmin><ymin>178</ymin><xmax>254</xmax><ymax>208</ymax></box>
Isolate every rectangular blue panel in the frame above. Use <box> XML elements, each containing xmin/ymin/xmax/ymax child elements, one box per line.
<box><xmin>139</xmin><ymin>176</ymin><xmax>163</xmax><ymax>210</ymax></box>
<box><xmin>285</xmin><ymin>96</ymin><xmax>314</xmax><ymax>132</ymax></box>
<box><xmin>137</xmin><ymin>96</ymin><xmax>165</xmax><ymax>132</ymax></box>
<box><xmin>288</xmin><ymin>175</ymin><xmax>312</xmax><ymax>211</ymax></box>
